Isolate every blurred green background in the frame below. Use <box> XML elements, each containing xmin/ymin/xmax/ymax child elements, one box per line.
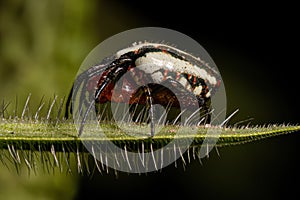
<box><xmin>0</xmin><ymin>0</ymin><xmax>299</xmax><ymax>199</ymax></box>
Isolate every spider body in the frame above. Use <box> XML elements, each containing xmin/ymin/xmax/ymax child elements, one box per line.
<box><xmin>66</xmin><ymin>42</ymin><xmax>221</xmax><ymax>136</ymax></box>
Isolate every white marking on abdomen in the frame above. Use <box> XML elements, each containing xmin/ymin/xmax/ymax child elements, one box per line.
<box><xmin>193</xmin><ymin>86</ymin><xmax>202</xmax><ymax>95</ymax></box>
<box><xmin>179</xmin><ymin>77</ymin><xmax>191</xmax><ymax>91</ymax></box>
<box><xmin>205</xmin><ymin>90</ymin><xmax>211</xmax><ymax>98</ymax></box>
<box><xmin>151</xmin><ymin>71</ymin><xmax>164</xmax><ymax>83</ymax></box>
<box><xmin>135</xmin><ymin>52</ymin><xmax>217</xmax><ymax>86</ymax></box>
<box><xmin>134</xmin><ymin>62</ymin><xmax>162</xmax><ymax>73</ymax></box>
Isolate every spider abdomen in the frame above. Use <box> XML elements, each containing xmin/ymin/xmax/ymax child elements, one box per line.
<box><xmin>94</xmin><ymin>43</ymin><xmax>220</xmax><ymax>109</ymax></box>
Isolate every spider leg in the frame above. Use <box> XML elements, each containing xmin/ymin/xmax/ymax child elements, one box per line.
<box><xmin>78</xmin><ymin>57</ymin><xmax>132</xmax><ymax>136</ymax></box>
<box><xmin>65</xmin><ymin>64</ymin><xmax>107</xmax><ymax>119</ymax></box>
<box><xmin>142</xmin><ymin>85</ymin><xmax>155</xmax><ymax>137</ymax></box>
<box><xmin>151</xmin><ymin>78</ymin><xmax>210</xmax><ymax>125</ymax></box>
<box><xmin>78</xmin><ymin>79</ymin><xmax>110</xmax><ymax>135</ymax></box>
<box><xmin>64</xmin><ymin>84</ymin><xmax>73</xmax><ymax>119</ymax></box>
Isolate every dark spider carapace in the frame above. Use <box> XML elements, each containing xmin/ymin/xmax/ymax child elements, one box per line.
<box><xmin>66</xmin><ymin>42</ymin><xmax>221</xmax><ymax>136</ymax></box>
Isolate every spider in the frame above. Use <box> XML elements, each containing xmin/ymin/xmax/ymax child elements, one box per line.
<box><xmin>65</xmin><ymin>42</ymin><xmax>221</xmax><ymax>137</ymax></box>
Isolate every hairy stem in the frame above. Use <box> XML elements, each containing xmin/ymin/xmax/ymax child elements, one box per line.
<box><xmin>0</xmin><ymin>95</ymin><xmax>299</xmax><ymax>175</ymax></box>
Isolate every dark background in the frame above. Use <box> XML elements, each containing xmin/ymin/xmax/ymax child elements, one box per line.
<box><xmin>76</xmin><ymin>1</ymin><xmax>300</xmax><ymax>200</ymax></box>
<box><xmin>0</xmin><ymin>0</ymin><xmax>299</xmax><ymax>199</ymax></box>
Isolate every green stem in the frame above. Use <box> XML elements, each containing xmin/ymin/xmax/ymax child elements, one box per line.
<box><xmin>1</xmin><ymin>119</ymin><xmax>299</xmax><ymax>147</ymax></box>
<box><xmin>1</xmin><ymin>118</ymin><xmax>299</xmax><ymax>175</ymax></box>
